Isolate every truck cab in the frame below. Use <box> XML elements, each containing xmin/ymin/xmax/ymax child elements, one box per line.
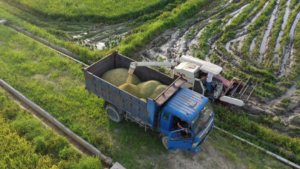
<box><xmin>159</xmin><ymin>88</ymin><xmax>214</xmax><ymax>153</ymax></box>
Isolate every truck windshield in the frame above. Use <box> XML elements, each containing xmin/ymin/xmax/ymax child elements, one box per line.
<box><xmin>190</xmin><ymin>103</ymin><xmax>213</xmax><ymax>135</ymax></box>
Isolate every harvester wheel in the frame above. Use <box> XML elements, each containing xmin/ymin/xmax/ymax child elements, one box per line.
<box><xmin>162</xmin><ymin>136</ymin><xmax>179</xmax><ymax>154</ymax></box>
<box><xmin>106</xmin><ymin>104</ymin><xmax>123</xmax><ymax>123</ymax></box>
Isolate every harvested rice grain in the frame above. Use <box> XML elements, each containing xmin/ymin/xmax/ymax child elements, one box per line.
<box><xmin>149</xmin><ymin>85</ymin><xmax>168</xmax><ymax>99</ymax></box>
<box><xmin>102</xmin><ymin>68</ymin><xmax>141</xmax><ymax>87</ymax></box>
<box><xmin>138</xmin><ymin>80</ymin><xmax>162</xmax><ymax>99</ymax></box>
<box><xmin>119</xmin><ymin>83</ymin><xmax>140</xmax><ymax>98</ymax></box>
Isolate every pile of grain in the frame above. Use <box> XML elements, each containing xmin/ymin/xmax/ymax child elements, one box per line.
<box><xmin>102</xmin><ymin>68</ymin><xmax>168</xmax><ymax>102</ymax></box>
<box><xmin>102</xmin><ymin>68</ymin><xmax>141</xmax><ymax>86</ymax></box>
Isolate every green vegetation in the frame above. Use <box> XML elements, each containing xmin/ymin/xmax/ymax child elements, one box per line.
<box><xmin>211</xmin><ymin>0</ymin><xmax>251</xmax><ymax>19</ymax></box>
<box><xmin>279</xmin><ymin>3</ymin><xmax>300</xmax><ymax>56</ymax></box>
<box><xmin>220</xmin><ymin>0</ymin><xmax>270</xmax><ymax>42</ymax></box>
<box><xmin>240</xmin><ymin>0</ymin><xmax>276</xmax><ymax>59</ymax></box>
<box><xmin>224</xmin><ymin>0</ymin><xmax>260</xmax><ymax>32</ymax></box>
<box><xmin>289</xmin><ymin>23</ymin><xmax>300</xmax><ymax>80</ymax></box>
<box><xmin>281</xmin><ymin>98</ymin><xmax>291</xmax><ymax>107</ymax></box>
<box><xmin>215</xmin><ymin>106</ymin><xmax>300</xmax><ymax>164</ymax></box>
<box><xmin>0</xmin><ymin>88</ymin><xmax>103</xmax><ymax>168</ymax></box>
<box><xmin>0</xmin><ymin>3</ymin><xmax>109</xmax><ymax>62</ymax></box>
<box><xmin>207</xmin><ymin>129</ymin><xmax>291</xmax><ymax>169</ymax></box>
<box><xmin>194</xmin><ymin>19</ymin><xmax>222</xmax><ymax>59</ymax></box>
<box><xmin>290</xmin><ymin>0</ymin><xmax>300</xmax><ymax>9</ymax></box>
<box><xmin>0</xmin><ymin>24</ymin><xmax>169</xmax><ymax>168</ymax></box>
<box><xmin>4</xmin><ymin>0</ymin><xmax>172</xmax><ymax>24</ymax></box>
<box><xmin>118</xmin><ymin>0</ymin><xmax>212</xmax><ymax>57</ymax></box>
<box><xmin>264</xmin><ymin>0</ymin><xmax>289</xmax><ymax>66</ymax></box>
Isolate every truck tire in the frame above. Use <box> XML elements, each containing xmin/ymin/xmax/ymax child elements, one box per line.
<box><xmin>162</xmin><ymin>136</ymin><xmax>179</xmax><ymax>154</ymax></box>
<box><xmin>106</xmin><ymin>104</ymin><xmax>123</xmax><ymax>123</ymax></box>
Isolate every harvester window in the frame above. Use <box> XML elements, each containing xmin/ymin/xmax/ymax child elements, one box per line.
<box><xmin>163</xmin><ymin>112</ymin><xmax>169</xmax><ymax>121</ymax></box>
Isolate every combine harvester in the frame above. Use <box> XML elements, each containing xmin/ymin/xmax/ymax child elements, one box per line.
<box><xmin>128</xmin><ymin>54</ymin><xmax>255</xmax><ymax>108</ymax></box>
<box><xmin>82</xmin><ymin>51</ymin><xmax>253</xmax><ymax>153</ymax></box>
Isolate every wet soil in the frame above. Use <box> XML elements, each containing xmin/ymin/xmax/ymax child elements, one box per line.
<box><xmin>258</xmin><ymin>0</ymin><xmax>281</xmax><ymax>63</ymax></box>
<box><xmin>279</xmin><ymin>11</ymin><xmax>300</xmax><ymax>78</ymax></box>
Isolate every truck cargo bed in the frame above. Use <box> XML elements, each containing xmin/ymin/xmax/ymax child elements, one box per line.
<box><xmin>83</xmin><ymin>51</ymin><xmax>181</xmax><ymax>129</ymax></box>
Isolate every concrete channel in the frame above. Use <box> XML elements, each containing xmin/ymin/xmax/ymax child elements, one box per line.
<box><xmin>1</xmin><ymin>17</ymin><xmax>300</xmax><ymax>168</ymax></box>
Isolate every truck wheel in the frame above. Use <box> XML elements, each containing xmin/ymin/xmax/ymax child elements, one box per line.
<box><xmin>162</xmin><ymin>136</ymin><xmax>179</xmax><ymax>154</ymax></box>
<box><xmin>106</xmin><ymin>105</ymin><xmax>123</xmax><ymax>123</ymax></box>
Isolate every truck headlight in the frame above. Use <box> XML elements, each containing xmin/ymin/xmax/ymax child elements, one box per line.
<box><xmin>192</xmin><ymin>141</ymin><xmax>200</xmax><ymax>149</ymax></box>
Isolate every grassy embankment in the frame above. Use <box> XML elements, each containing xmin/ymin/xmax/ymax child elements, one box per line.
<box><xmin>185</xmin><ymin>0</ymin><xmax>229</xmax><ymax>39</ymax></box>
<box><xmin>0</xmin><ymin>88</ymin><xmax>102</xmax><ymax>168</ymax></box>
<box><xmin>2</xmin><ymin>0</ymin><xmax>171</xmax><ymax>24</ymax></box>
<box><xmin>0</xmin><ymin>22</ymin><xmax>295</xmax><ymax>168</ymax></box>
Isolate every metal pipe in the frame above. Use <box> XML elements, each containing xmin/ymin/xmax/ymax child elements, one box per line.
<box><xmin>214</xmin><ymin>126</ymin><xmax>300</xmax><ymax>169</ymax></box>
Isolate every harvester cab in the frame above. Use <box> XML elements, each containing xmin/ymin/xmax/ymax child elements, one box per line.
<box><xmin>128</xmin><ymin>55</ymin><xmax>255</xmax><ymax>107</ymax></box>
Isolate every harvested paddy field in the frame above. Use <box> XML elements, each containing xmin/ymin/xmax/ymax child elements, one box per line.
<box><xmin>1</xmin><ymin>0</ymin><xmax>300</xmax><ymax>168</ymax></box>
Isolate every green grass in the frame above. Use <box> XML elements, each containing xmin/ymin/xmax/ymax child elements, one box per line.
<box><xmin>3</xmin><ymin>0</ymin><xmax>174</xmax><ymax>24</ymax></box>
<box><xmin>0</xmin><ymin>23</ymin><xmax>170</xmax><ymax>169</ymax></box>
<box><xmin>215</xmin><ymin>106</ymin><xmax>300</xmax><ymax>164</ymax></box>
<box><xmin>208</xmin><ymin>129</ymin><xmax>291</xmax><ymax>169</ymax></box>
<box><xmin>0</xmin><ymin>88</ymin><xmax>103</xmax><ymax>169</ymax></box>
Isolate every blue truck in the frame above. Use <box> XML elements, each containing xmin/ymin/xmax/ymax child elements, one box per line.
<box><xmin>82</xmin><ymin>51</ymin><xmax>214</xmax><ymax>153</ymax></box>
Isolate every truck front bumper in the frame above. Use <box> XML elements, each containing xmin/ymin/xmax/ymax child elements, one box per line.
<box><xmin>189</xmin><ymin>123</ymin><xmax>214</xmax><ymax>153</ymax></box>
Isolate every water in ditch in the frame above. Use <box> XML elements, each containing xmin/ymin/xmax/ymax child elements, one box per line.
<box><xmin>278</xmin><ymin>11</ymin><xmax>300</xmax><ymax>78</ymax></box>
<box><xmin>273</xmin><ymin>0</ymin><xmax>291</xmax><ymax>65</ymax></box>
<box><xmin>225</xmin><ymin>4</ymin><xmax>250</xmax><ymax>27</ymax></box>
<box><xmin>257</xmin><ymin>0</ymin><xmax>280</xmax><ymax>63</ymax></box>
<box><xmin>249</xmin><ymin>37</ymin><xmax>256</xmax><ymax>55</ymax></box>
<box><xmin>244</xmin><ymin>2</ymin><xmax>270</xmax><ymax>30</ymax></box>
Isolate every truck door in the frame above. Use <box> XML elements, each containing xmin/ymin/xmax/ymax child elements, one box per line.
<box><xmin>168</xmin><ymin>129</ymin><xmax>194</xmax><ymax>150</ymax></box>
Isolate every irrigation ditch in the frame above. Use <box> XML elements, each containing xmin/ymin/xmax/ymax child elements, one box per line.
<box><xmin>1</xmin><ymin>17</ymin><xmax>300</xmax><ymax>168</ymax></box>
